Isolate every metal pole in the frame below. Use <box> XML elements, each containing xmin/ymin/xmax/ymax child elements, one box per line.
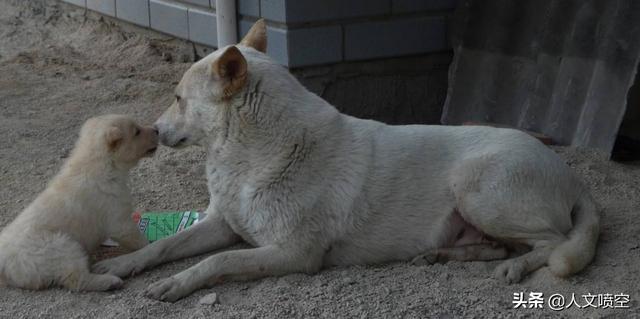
<box><xmin>216</xmin><ymin>0</ymin><xmax>238</xmax><ymax>48</ymax></box>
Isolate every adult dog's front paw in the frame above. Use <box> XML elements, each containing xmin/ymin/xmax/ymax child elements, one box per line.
<box><xmin>493</xmin><ymin>259</ymin><xmax>526</xmax><ymax>284</ymax></box>
<box><xmin>145</xmin><ymin>276</ymin><xmax>193</xmax><ymax>302</ymax></box>
<box><xmin>92</xmin><ymin>254</ymin><xmax>144</xmax><ymax>278</ymax></box>
<box><xmin>411</xmin><ymin>251</ymin><xmax>440</xmax><ymax>266</ymax></box>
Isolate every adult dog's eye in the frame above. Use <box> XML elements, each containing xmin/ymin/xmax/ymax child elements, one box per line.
<box><xmin>134</xmin><ymin>128</ymin><xmax>140</xmax><ymax>136</ymax></box>
<box><xmin>176</xmin><ymin>95</ymin><xmax>186</xmax><ymax>112</ymax></box>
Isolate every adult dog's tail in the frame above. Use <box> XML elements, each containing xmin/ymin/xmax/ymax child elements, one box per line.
<box><xmin>548</xmin><ymin>192</ymin><xmax>600</xmax><ymax>277</ymax></box>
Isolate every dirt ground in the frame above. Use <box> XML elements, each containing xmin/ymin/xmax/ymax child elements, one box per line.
<box><xmin>0</xmin><ymin>1</ymin><xmax>639</xmax><ymax>318</ymax></box>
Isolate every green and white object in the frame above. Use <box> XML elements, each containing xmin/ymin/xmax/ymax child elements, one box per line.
<box><xmin>137</xmin><ymin>211</ymin><xmax>202</xmax><ymax>242</ymax></box>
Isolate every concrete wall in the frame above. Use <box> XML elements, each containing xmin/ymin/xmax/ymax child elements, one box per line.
<box><xmin>238</xmin><ymin>0</ymin><xmax>455</xmax><ymax>67</ymax></box>
<box><xmin>61</xmin><ymin>0</ymin><xmax>455</xmax><ymax>68</ymax></box>
<box><xmin>62</xmin><ymin>0</ymin><xmax>217</xmax><ymax>46</ymax></box>
<box><xmin>294</xmin><ymin>53</ymin><xmax>451</xmax><ymax>125</ymax></box>
<box><xmin>59</xmin><ymin>0</ymin><xmax>453</xmax><ymax>125</ymax></box>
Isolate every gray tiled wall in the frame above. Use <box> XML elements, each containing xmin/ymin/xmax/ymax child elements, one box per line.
<box><xmin>150</xmin><ymin>0</ymin><xmax>189</xmax><ymax>39</ymax></box>
<box><xmin>87</xmin><ymin>0</ymin><xmax>115</xmax><ymax>16</ymax></box>
<box><xmin>344</xmin><ymin>16</ymin><xmax>448</xmax><ymax>61</ymax></box>
<box><xmin>60</xmin><ymin>0</ymin><xmax>455</xmax><ymax>68</ymax></box>
<box><xmin>188</xmin><ymin>7</ymin><xmax>217</xmax><ymax>47</ymax></box>
<box><xmin>61</xmin><ymin>0</ymin><xmax>85</xmax><ymax>7</ymax></box>
<box><xmin>392</xmin><ymin>0</ymin><xmax>457</xmax><ymax>13</ymax></box>
<box><xmin>180</xmin><ymin>0</ymin><xmax>210</xmax><ymax>8</ymax></box>
<box><xmin>238</xmin><ymin>0</ymin><xmax>260</xmax><ymax>17</ymax></box>
<box><xmin>115</xmin><ymin>0</ymin><xmax>150</xmax><ymax>27</ymax></box>
<box><xmin>261</xmin><ymin>0</ymin><xmax>390</xmax><ymax>23</ymax></box>
<box><xmin>286</xmin><ymin>26</ymin><xmax>342</xmax><ymax>67</ymax></box>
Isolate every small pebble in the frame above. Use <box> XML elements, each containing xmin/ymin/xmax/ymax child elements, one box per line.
<box><xmin>199</xmin><ymin>292</ymin><xmax>218</xmax><ymax>305</ymax></box>
<box><xmin>342</xmin><ymin>277</ymin><xmax>356</xmax><ymax>285</ymax></box>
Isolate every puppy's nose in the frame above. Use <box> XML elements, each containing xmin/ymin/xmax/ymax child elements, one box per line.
<box><xmin>152</xmin><ymin>126</ymin><xmax>159</xmax><ymax>135</ymax></box>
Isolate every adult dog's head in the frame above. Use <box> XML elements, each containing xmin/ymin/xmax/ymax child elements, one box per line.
<box><xmin>154</xmin><ymin>19</ymin><xmax>272</xmax><ymax>148</ymax></box>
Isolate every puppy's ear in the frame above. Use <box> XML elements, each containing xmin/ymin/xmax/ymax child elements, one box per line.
<box><xmin>240</xmin><ymin>19</ymin><xmax>267</xmax><ymax>53</ymax></box>
<box><xmin>212</xmin><ymin>46</ymin><xmax>248</xmax><ymax>98</ymax></box>
<box><xmin>105</xmin><ymin>126</ymin><xmax>124</xmax><ymax>151</ymax></box>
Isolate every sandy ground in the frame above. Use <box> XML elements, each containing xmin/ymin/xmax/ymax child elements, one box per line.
<box><xmin>0</xmin><ymin>1</ymin><xmax>639</xmax><ymax>318</ymax></box>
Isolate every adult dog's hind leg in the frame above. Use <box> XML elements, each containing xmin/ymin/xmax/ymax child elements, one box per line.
<box><xmin>145</xmin><ymin>244</ymin><xmax>323</xmax><ymax>302</ymax></box>
<box><xmin>412</xmin><ymin>244</ymin><xmax>508</xmax><ymax>266</ymax></box>
<box><xmin>493</xmin><ymin>245</ymin><xmax>555</xmax><ymax>284</ymax></box>
<box><xmin>450</xmin><ymin>154</ymin><xmax>574</xmax><ymax>283</ymax></box>
<box><xmin>93</xmin><ymin>212</ymin><xmax>240</xmax><ymax>278</ymax></box>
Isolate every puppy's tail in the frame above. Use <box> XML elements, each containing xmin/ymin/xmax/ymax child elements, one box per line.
<box><xmin>548</xmin><ymin>192</ymin><xmax>600</xmax><ymax>277</ymax></box>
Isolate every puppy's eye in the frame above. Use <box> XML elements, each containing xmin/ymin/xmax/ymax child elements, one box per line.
<box><xmin>175</xmin><ymin>95</ymin><xmax>181</xmax><ymax>102</ymax></box>
<box><xmin>134</xmin><ymin>128</ymin><xmax>140</xmax><ymax>136</ymax></box>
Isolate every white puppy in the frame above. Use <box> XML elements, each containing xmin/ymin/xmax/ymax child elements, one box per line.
<box><xmin>94</xmin><ymin>20</ymin><xmax>599</xmax><ymax>302</ymax></box>
<box><xmin>0</xmin><ymin>115</ymin><xmax>157</xmax><ymax>291</ymax></box>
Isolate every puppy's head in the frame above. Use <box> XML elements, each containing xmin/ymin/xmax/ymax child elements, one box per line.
<box><xmin>79</xmin><ymin>115</ymin><xmax>158</xmax><ymax>168</ymax></box>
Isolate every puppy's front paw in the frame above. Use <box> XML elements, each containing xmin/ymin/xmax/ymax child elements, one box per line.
<box><xmin>92</xmin><ymin>255</ymin><xmax>144</xmax><ymax>278</ymax></box>
<box><xmin>145</xmin><ymin>276</ymin><xmax>192</xmax><ymax>302</ymax></box>
<box><xmin>99</xmin><ymin>275</ymin><xmax>125</xmax><ymax>291</ymax></box>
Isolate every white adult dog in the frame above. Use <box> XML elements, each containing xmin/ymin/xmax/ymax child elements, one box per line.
<box><xmin>94</xmin><ymin>20</ymin><xmax>600</xmax><ymax>302</ymax></box>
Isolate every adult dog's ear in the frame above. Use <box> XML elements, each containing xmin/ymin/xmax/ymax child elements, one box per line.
<box><xmin>240</xmin><ymin>19</ymin><xmax>267</xmax><ymax>53</ymax></box>
<box><xmin>105</xmin><ymin>126</ymin><xmax>124</xmax><ymax>151</ymax></box>
<box><xmin>212</xmin><ymin>46</ymin><xmax>248</xmax><ymax>98</ymax></box>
